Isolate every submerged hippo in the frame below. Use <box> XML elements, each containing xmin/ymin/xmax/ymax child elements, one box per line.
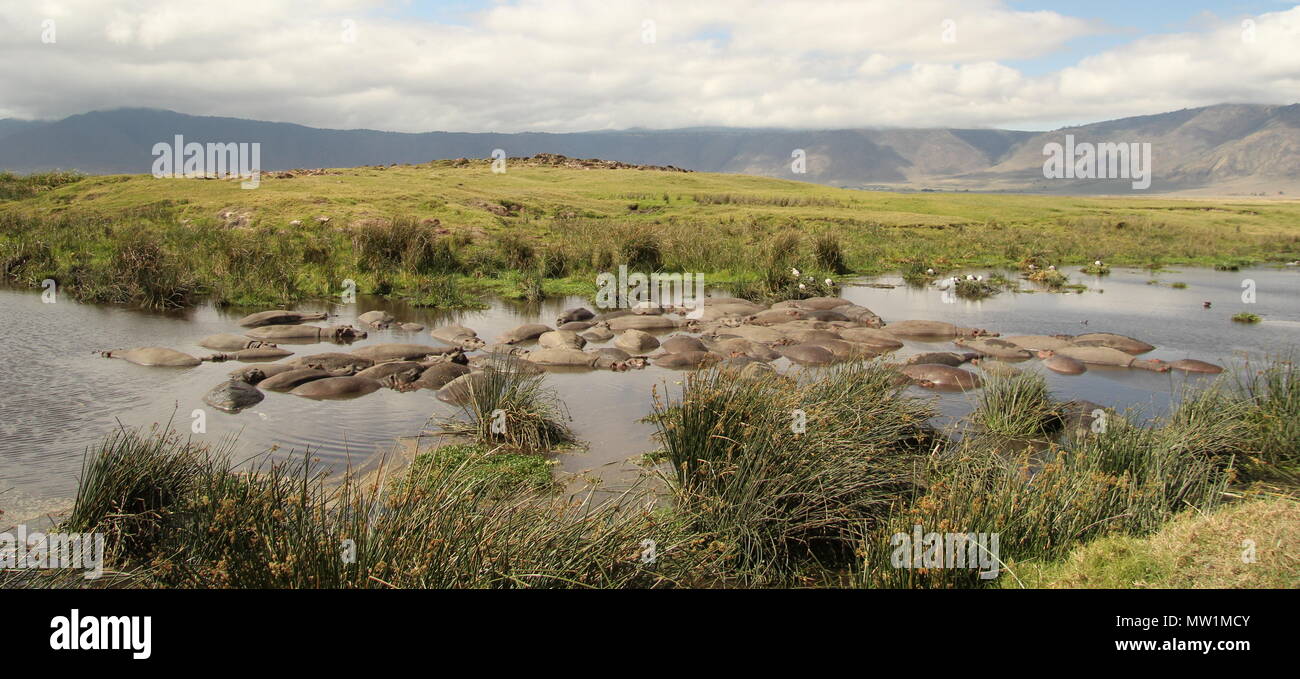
<box><xmin>228</xmin><ymin>363</ymin><xmax>298</xmax><ymax>384</ymax></box>
<box><xmin>906</xmin><ymin>352</ymin><xmax>974</xmax><ymax>367</ymax></box>
<box><xmin>660</xmin><ymin>335</ymin><xmax>708</xmax><ymax>354</ymax></box>
<box><xmin>953</xmin><ymin>338</ymin><xmax>1033</xmax><ymax>360</ymax></box>
<box><xmin>804</xmin><ymin>339</ymin><xmax>874</xmax><ymax>360</ymax></box>
<box><xmin>557</xmin><ymin>307</ymin><xmax>595</xmax><ymax>324</ymax></box>
<box><xmin>436</xmin><ymin>372</ymin><xmax>493</xmax><ymax>404</ymax></box>
<box><xmin>1167</xmin><ymin>359</ymin><xmax>1224</xmax><ymax>374</ymax></box>
<box><xmin>496</xmin><ymin>323</ymin><xmax>553</xmax><ymax>344</ymax></box>
<box><xmin>236</xmin><ymin>310</ymin><xmax>328</xmax><ymax>328</ymax></box>
<box><xmin>705</xmin><ymin>337</ymin><xmax>781</xmax><ymax>361</ymax></box>
<box><xmin>199</xmin><ymin>333</ymin><xmax>270</xmax><ymax>352</ymax></box>
<box><xmin>970</xmin><ymin>358</ymin><xmax>1022</xmax><ymax>377</ymax></box>
<box><xmin>100</xmin><ymin>347</ymin><xmax>201</xmax><ymax>367</ymax></box>
<box><xmin>399</xmin><ymin>323</ymin><xmax>425</xmax><ymax>332</ymax></box>
<box><xmin>245</xmin><ymin>325</ymin><xmax>367</xmax><ymax>342</ymax></box>
<box><xmin>222</xmin><ymin>346</ymin><xmax>294</xmax><ymax>361</ymax></box>
<box><xmin>792</xmin><ymin>296</ymin><xmax>852</xmax><ymax>311</ymax></box>
<box><xmin>538</xmin><ymin>330</ymin><xmax>586</xmax><ymax>350</ymax></box>
<box><xmin>838</xmin><ymin>327</ymin><xmax>904</xmax><ymax>350</ymax></box>
<box><xmin>749</xmin><ymin>309</ymin><xmax>806</xmax><ymax>325</ymax></box>
<box><xmin>202</xmin><ymin>380</ymin><xmax>264</xmax><ymax>413</ymax></box>
<box><xmin>885</xmin><ymin>320</ymin><xmax>995</xmax><ymax>338</ymax></box>
<box><xmin>1070</xmin><ymin>332</ymin><xmax>1155</xmax><ymax>355</ymax></box>
<box><xmin>1002</xmin><ymin>335</ymin><xmax>1076</xmax><ymax>352</ymax></box>
<box><xmin>558</xmin><ymin>321</ymin><xmax>596</xmax><ymax>331</ymax></box>
<box><xmin>607</xmin><ymin>315</ymin><xmax>679</xmax><ymax>331</ymax></box>
<box><xmin>652</xmin><ymin>351</ymin><xmax>720</xmax><ymax>369</ymax></box>
<box><xmin>526</xmin><ymin>348</ymin><xmax>600</xmax><ymax>368</ymax></box>
<box><xmin>1041</xmin><ymin>354</ymin><xmax>1088</xmax><ymax>375</ymax></box>
<box><xmin>899</xmin><ymin>364</ymin><xmax>983</xmax><ymax>390</ymax></box>
<box><xmin>615</xmin><ymin>329</ymin><xmax>660</xmax><ymax>353</ymax></box>
<box><xmin>779</xmin><ymin>328</ymin><xmax>842</xmax><ymax>344</ymax></box>
<box><xmin>357</xmin><ymin>310</ymin><xmax>396</xmax><ymax>328</ymax></box>
<box><xmin>468</xmin><ymin>353</ymin><xmax>545</xmax><ymax>375</ymax></box>
<box><xmin>1043</xmin><ymin>347</ymin><xmax>1167</xmax><ymax>372</ymax></box>
<box><xmin>778</xmin><ymin>343</ymin><xmax>837</xmax><ymax>366</ymax></box>
<box><xmin>579</xmin><ymin>324</ymin><xmax>615</xmax><ymax>342</ymax></box>
<box><xmin>831</xmin><ymin>304</ymin><xmax>884</xmax><ymax>327</ymax></box>
<box><xmin>413</xmin><ymin>362</ymin><xmax>473</xmax><ymax>390</ymax></box>
<box><xmin>719</xmin><ymin>325</ymin><xmax>786</xmax><ymax>344</ymax></box>
<box><xmin>429</xmin><ymin>325</ymin><xmax>485</xmax><ymax>350</ymax></box>
<box><xmin>355</xmin><ymin>361</ymin><xmax>427</xmax><ymax>382</ymax></box>
<box><xmin>286</xmin><ymin>352</ymin><xmax>374</xmax><ymax>372</ymax></box>
<box><xmin>289</xmin><ymin>376</ymin><xmax>382</xmax><ymax>400</ymax></box>
<box><xmin>351</xmin><ymin>343</ymin><xmax>462</xmax><ymax>363</ymax></box>
<box><xmin>259</xmin><ymin>368</ymin><xmax>333</xmax><ymax>392</ymax></box>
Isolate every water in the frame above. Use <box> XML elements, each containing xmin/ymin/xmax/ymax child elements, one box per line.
<box><xmin>1</xmin><ymin>265</ymin><xmax>1297</xmax><ymax>525</ymax></box>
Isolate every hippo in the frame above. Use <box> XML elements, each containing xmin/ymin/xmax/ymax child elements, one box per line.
<box><xmin>357</xmin><ymin>310</ymin><xmax>396</xmax><ymax>328</ymax></box>
<box><xmin>1002</xmin><ymin>335</ymin><xmax>1076</xmax><ymax>352</ymax></box>
<box><xmin>289</xmin><ymin>376</ymin><xmax>382</xmax><ymax>400</ymax></box>
<box><xmin>589</xmin><ymin>347</ymin><xmax>642</xmax><ymax>370</ymax></box>
<box><xmin>705</xmin><ymin>337</ymin><xmax>781</xmax><ymax>361</ymax></box>
<box><xmin>100</xmin><ymin>347</ymin><xmax>201</xmax><ymax>367</ymax></box>
<box><xmin>468</xmin><ymin>353</ymin><xmax>544</xmax><ymax>375</ymax></box>
<box><xmin>718</xmin><ymin>355</ymin><xmax>772</xmax><ymax>372</ymax></box>
<box><xmin>236</xmin><ymin>310</ymin><xmax>328</xmax><ymax>328</ymax></box>
<box><xmin>538</xmin><ymin>330</ymin><xmax>587</xmax><ymax>350</ymax></box>
<box><xmin>749</xmin><ymin>309</ymin><xmax>807</xmax><ymax>326</ymax></box>
<box><xmin>1168</xmin><ymin>359</ymin><xmax>1224</xmax><ymax>374</ymax></box>
<box><xmin>351</xmin><ymin>343</ymin><xmax>462</xmax><ymax>363</ymax></box>
<box><xmin>526</xmin><ymin>348</ymin><xmax>600</xmax><ymax>368</ymax></box>
<box><xmin>579</xmin><ymin>325</ymin><xmax>615</xmax><ymax>342</ymax></box>
<box><xmin>259</xmin><ymin>368</ymin><xmax>333</xmax><ymax>392</ymax></box>
<box><xmin>413</xmin><ymin>362</ymin><xmax>473</xmax><ymax>390</ymax></box>
<box><xmin>831</xmin><ymin>304</ymin><xmax>884</xmax><ymax>327</ymax></box>
<box><xmin>399</xmin><ymin>323</ymin><xmax>425</xmax><ymax>332</ymax></box>
<box><xmin>660</xmin><ymin>335</ymin><xmax>708</xmax><ymax>354</ymax></box>
<box><xmin>557</xmin><ymin>307</ymin><xmax>595</xmax><ymax>324</ymax></box>
<box><xmin>899</xmin><ymin>364</ymin><xmax>983</xmax><ymax>390</ymax></box>
<box><xmin>285</xmin><ymin>352</ymin><xmax>374</xmax><ymax>372</ymax></box>
<box><xmin>436</xmin><ymin>372</ymin><xmax>489</xmax><ymax>405</ymax></box>
<box><xmin>558</xmin><ymin>321</ymin><xmax>596</xmax><ymax>331</ymax></box>
<box><xmin>245</xmin><ymin>325</ymin><xmax>367</xmax><ymax>342</ymax></box>
<box><xmin>719</xmin><ymin>325</ymin><xmax>785</xmax><ymax>344</ymax></box>
<box><xmin>1069</xmin><ymin>333</ymin><xmax>1155</xmax><ymax>355</ymax></box>
<box><xmin>885</xmin><ymin>320</ymin><xmax>995</xmax><ymax>338</ymax></box>
<box><xmin>481</xmin><ymin>343</ymin><xmax>529</xmax><ymax>357</ymax></box>
<box><xmin>1043</xmin><ymin>347</ymin><xmax>1167</xmax><ymax>372</ymax></box>
<box><xmin>593</xmin><ymin>309</ymin><xmax>633</xmax><ymax>322</ymax></box>
<box><xmin>199</xmin><ymin>333</ymin><xmax>271</xmax><ymax>352</ymax></box>
<box><xmin>653</xmin><ymin>351</ymin><xmax>721</xmax><ymax>369</ymax></box>
<box><xmin>970</xmin><ymin>358</ymin><xmax>1022</xmax><ymax>377</ymax></box>
<box><xmin>607</xmin><ymin>315</ymin><xmax>679</xmax><ymax>331</ymax></box>
<box><xmin>224</xmin><ymin>346</ymin><xmax>294</xmax><ymax>361</ymax></box>
<box><xmin>779</xmin><ymin>328</ymin><xmax>842</xmax><ymax>344</ymax></box>
<box><xmin>838</xmin><ymin>327</ymin><xmax>904</xmax><ymax>350</ymax></box>
<box><xmin>804</xmin><ymin>339</ymin><xmax>875</xmax><ymax>360</ymax></box>
<box><xmin>802</xmin><ymin>310</ymin><xmax>850</xmax><ymax>322</ymax></box>
<box><xmin>629</xmin><ymin>301</ymin><xmax>667</xmax><ymax>315</ymax></box>
<box><xmin>496</xmin><ymin>323</ymin><xmax>553</xmax><ymax>344</ymax></box>
<box><xmin>355</xmin><ymin>361</ymin><xmax>427</xmax><ymax>382</ymax></box>
<box><xmin>906</xmin><ymin>352</ymin><xmax>974</xmax><ymax>367</ymax></box>
<box><xmin>778</xmin><ymin>343</ymin><xmax>837</xmax><ymax>366</ymax></box>
<box><xmin>202</xmin><ymin>380</ymin><xmax>264</xmax><ymax>413</ymax></box>
<box><xmin>615</xmin><ymin>329</ymin><xmax>660</xmax><ymax>353</ymax></box>
<box><xmin>228</xmin><ymin>363</ymin><xmax>299</xmax><ymax>384</ymax></box>
<box><xmin>429</xmin><ymin>325</ymin><xmax>485</xmax><ymax>350</ymax></box>
<box><xmin>1041</xmin><ymin>354</ymin><xmax>1087</xmax><ymax>375</ymax></box>
<box><xmin>953</xmin><ymin>338</ymin><xmax>1033</xmax><ymax>360</ymax></box>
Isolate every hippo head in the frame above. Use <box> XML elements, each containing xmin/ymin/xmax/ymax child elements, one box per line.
<box><xmin>460</xmin><ymin>337</ymin><xmax>487</xmax><ymax>351</ymax></box>
<box><xmin>1036</xmin><ymin>350</ymin><xmax>1056</xmax><ymax>359</ymax></box>
<box><xmin>332</xmin><ymin>325</ymin><xmax>367</xmax><ymax>342</ymax></box>
<box><xmin>625</xmin><ymin>357</ymin><xmax>648</xmax><ymax>370</ymax></box>
<box><xmin>239</xmin><ymin>368</ymin><xmax>266</xmax><ymax>384</ymax></box>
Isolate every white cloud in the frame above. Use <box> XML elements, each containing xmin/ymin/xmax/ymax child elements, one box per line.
<box><xmin>0</xmin><ymin>0</ymin><xmax>1297</xmax><ymax>131</ymax></box>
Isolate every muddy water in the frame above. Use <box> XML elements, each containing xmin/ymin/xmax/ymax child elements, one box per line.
<box><xmin>1</xmin><ymin>265</ymin><xmax>1297</xmax><ymax>524</ymax></box>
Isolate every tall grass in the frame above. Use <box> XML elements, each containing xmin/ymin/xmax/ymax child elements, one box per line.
<box><xmin>649</xmin><ymin>363</ymin><xmax>937</xmax><ymax>582</ymax></box>
<box><xmin>971</xmin><ymin>372</ymin><xmax>1060</xmax><ymax>438</ymax></box>
<box><xmin>438</xmin><ymin>364</ymin><xmax>575</xmax><ymax>451</ymax></box>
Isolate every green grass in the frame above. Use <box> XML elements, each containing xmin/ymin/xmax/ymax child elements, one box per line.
<box><xmin>970</xmin><ymin>372</ymin><xmax>1061</xmax><ymax>438</ymax></box>
<box><xmin>1</xmin><ymin>159</ymin><xmax>1298</xmax><ymax>308</ymax></box>
<box><xmin>1233</xmin><ymin>312</ymin><xmax>1262</xmax><ymax>323</ymax></box>
<box><xmin>396</xmin><ymin>443</ymin><xmax>555</xmax><ymax>494</ymax></box>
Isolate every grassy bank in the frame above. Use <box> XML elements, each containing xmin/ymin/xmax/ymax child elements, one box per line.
<box><xmin>7</xmin><ymin>358</ymin><xmax>1295</xmax><ymax>589</ymax></box>
<box><xmin>2</xmin><ymin>161</ymin><xmax>1299</xmax><ymax>308</ymax></box>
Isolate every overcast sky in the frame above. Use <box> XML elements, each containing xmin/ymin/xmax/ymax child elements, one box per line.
<box><xmin>2</xmin><ymin>0</ymin><xmax>1298</xmax><ymax>132</ymax></box>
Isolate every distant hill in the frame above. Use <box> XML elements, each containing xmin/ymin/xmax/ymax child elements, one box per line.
<box><xmin>1</xmin><ymin>104</ymin><xmax>1296</xmax><ymax>194</ymax></box>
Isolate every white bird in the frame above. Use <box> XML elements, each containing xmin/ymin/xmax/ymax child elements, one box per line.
<box><xmin>976</xmin><ymin>275</ymin><xmax>983</xmax><ymax>281</ymax></box>
<box><xmin>1094</xmin><ymin>260</ymin><xmax>1102</xmax><ymax>267</ymax></box>
<box><xmin>798</xmin><ymin>283</ymin><xmax>806</xmax><ymax>290</ymax></box>
<box><xmin>966</xmin><ymin>274</ymin><xmax>975</xmax><ymax>280</ymax></box>
<box><xmin>1048</xmin><ymin>265</ymin><xmax>1057</xmax><ymax>271</ymax></box>
<box><xmin>1028</xmin><ymin>264</ymin><xmax>1037</xmax><ymax>270</ymax></box>
<box><xmin>926</xmin><ymin>268</ymin><xmax>935</xmax><ymax>275</ymax></box>
<box><xmin>824</xmin><ymin>278</ymin><xmax>833</xmax><ymax>286</ymax></box>
<box><xmin>791</xmin><ymin>268</ymin><xmax>800</xmax><ymax>277</ymax></box>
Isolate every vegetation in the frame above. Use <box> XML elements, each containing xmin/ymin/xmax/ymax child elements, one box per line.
<box><xmin>7</xmin><ymin>358</ymin><xmax>1298</xmax><ymax>589</ymax></box>
<box><xmin>970</xmin><ymin>372</ymin><xmax>1060</xmax><ymax>438</ymax></box>
<box><xmin>2</xmin><ymin>160</ymin><xmax>1298</xmax><ymax>308</ymax></box>
<box><xmin>1233</xmin><ymin>312</ymin><xmax>1262</xmax><ymax>323</ymax></box>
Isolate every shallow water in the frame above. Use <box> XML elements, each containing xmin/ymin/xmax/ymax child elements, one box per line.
<box><xmin>1</xmin><ymin>264</ymin><xmax>1297</xmax><ymax>524</ymax></box>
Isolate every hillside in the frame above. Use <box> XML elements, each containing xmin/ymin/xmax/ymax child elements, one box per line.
<box><xmin>2</xmin><ymin>104</ymin><xmax>1298</xmax><ymax>194</ymax></box>
<box><xmin>2</xmin><ymin>159</ymin><xmax>1298</xmax><ymax>310</ymax></box>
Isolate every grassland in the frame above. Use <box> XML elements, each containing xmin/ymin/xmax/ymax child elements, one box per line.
<box><xmin>2</xmin><ymin>160</ymin><xmax>1299</xmax><ymax>308</ymax></box>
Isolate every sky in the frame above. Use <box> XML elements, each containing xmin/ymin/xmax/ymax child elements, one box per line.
<box><xmin>2</xmin><ymin>0</ymin><xmax>1298</xmax><ymax>132</ymax></box>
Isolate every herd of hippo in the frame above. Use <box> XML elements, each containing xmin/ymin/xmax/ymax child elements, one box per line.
<box><xmin>96</xmin><ymin>295</ymin><xmax>1226</xmax><ymax>414</ymax></box>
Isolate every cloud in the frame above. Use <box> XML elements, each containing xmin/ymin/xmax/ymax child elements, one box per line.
<box><xmin>0</xmin><ymin>0</ymin><xmax>1297</xmax><ymax>131</ymax></box>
